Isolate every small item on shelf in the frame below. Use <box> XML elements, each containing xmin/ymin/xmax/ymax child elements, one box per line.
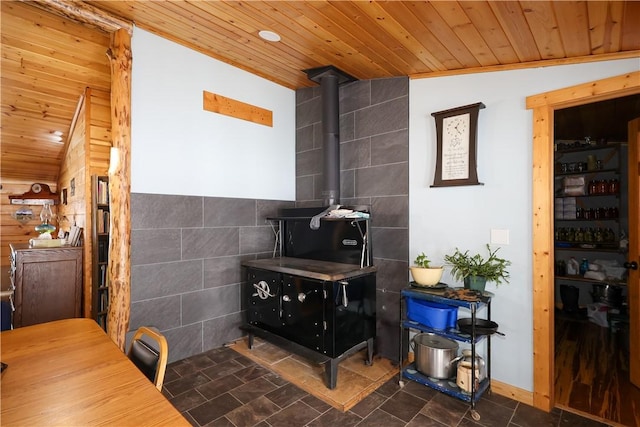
<box><xmin>587</xmin><ymin>155</ymin><xmax>597</xmax><ymax>171</ymax></box>
<box><xmin>579</xmin><ymin>258</ymin><xmax>589</xmax><ymax>276</ymax></box>
<box><xmin>598</xmin><ymin>180</ymin><xmax>607</xmax><ymax>194</ymax></box>
<box><xmin>567</xmin><ymin>258</ymin><xmax>579</xmax><ymax>275</ymax></box>
<box><xmin>562</xmin><ymin>176</ymin><xmax>586</xmax><ymax>196</ymax></box>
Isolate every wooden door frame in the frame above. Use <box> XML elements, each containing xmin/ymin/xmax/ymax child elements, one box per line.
<box><xmin>526</xmin><ymin>71</ymin><xmax>640</xmax><ymax>411</ymax></box>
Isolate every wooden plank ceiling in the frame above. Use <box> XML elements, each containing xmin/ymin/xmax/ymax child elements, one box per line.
<box><xmin>2</xmin><ymin>0</ymin><xmax>639</xmax><ymax>184</ymax></box>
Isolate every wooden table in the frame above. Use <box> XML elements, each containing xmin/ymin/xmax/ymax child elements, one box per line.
<box><xmin>0</xmin><ymin>318</ymin><xmax>189</xmax><ymax>426</ymax></box>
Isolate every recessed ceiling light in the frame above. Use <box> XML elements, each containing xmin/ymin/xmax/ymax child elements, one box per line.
<box><xmin>259</xmin><ymin>30</ymin><xmax>281</xmax><ymax>42</ymax></box>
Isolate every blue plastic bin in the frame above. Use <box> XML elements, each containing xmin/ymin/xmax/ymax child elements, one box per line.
<box><xmin>406</xmin><ymin>298</ymin><xmax>457</xmax><ymax>330</ymax></box>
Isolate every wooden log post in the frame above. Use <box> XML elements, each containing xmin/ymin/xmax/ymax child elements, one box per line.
<box><xmin>106</xmin><ymin>28</ymin><xmax>132</xmax><ymax>350</ymax></box>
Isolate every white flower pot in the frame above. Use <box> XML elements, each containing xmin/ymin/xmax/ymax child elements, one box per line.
<box><xmin>410</xmin><ymin>267</ymin><xmax>444</xmax><ymax>286</ymax></box>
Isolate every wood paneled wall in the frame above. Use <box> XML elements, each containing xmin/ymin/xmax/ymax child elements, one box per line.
<box><xmin>57</xmin><ymin>87</ymin><xmax>111</xmax><ymax>317</ymax></box>
<box><xmin>0</xmin><ymin>181</ymin><xmax>58</xmax><ymax>272</ymax></box>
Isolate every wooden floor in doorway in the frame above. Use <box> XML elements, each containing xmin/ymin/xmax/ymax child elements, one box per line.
<box><xmin>555</xmin><ymin>311</ymin><xmax>640</xmax><ymax>427</ymax></box>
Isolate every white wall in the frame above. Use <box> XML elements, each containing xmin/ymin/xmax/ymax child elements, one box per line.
<box><xmin>409</xmin><ymin>58</ymin><xmax>639</xmax><ymax>392</ymax></box>
<box><xmin>130</xmin><ymin>27</ymin><xmax>296</xmax><ymax>200</ymax></box>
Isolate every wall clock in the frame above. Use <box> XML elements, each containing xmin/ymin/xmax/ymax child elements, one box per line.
<box><xmin>431</xmin><ymin>102</ymin><xmax>485</xmax><ymax>187</ymax></box>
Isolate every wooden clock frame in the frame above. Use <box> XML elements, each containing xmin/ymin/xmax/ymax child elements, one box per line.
<box><xmin>430</xmin><ymin>102</ymin><xmax>485</xmax><ymax>187</ymax></box>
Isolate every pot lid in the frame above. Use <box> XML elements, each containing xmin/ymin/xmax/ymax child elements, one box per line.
<box><xmin>414</xmin><ymin>333</ymin><xmax>458</xmax><ymax>350</ymax></box>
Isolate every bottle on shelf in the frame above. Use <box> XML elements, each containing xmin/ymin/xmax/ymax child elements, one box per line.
<box><xmin>579</xmin><ymin>258</ymin><xmax>589</xmax><ymax>276</ymax></box>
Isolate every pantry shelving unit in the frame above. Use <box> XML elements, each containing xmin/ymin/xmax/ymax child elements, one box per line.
<box><xmin>398</xmin><ymin>286</ymin><xmax>492</xmax><ymax>421</ymax></box>
<box><xmin>553</xmin><ymin>141</ymin><xmax>628</xmax><ymax>309</ymax></box>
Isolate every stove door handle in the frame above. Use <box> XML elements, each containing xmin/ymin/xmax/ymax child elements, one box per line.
<box><xmin>340</xmin><ymin>281</ymin><xmax>349</xmax><ymax>307</ymax></box>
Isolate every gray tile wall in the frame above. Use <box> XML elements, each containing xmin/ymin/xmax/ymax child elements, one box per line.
<box><xmin>130</xmin><ymin>194</ymin><xmax>293</xmax><ymax>362</ymax></box>
<box><xmin>130</xmin><ymin>76</ymin><xmax>408</xmax><ymax>363</ymax></box>
<box><xmin>295</xmin><ymin>77</ymin><xmax>409</xmax><ymax>360</ymax></box>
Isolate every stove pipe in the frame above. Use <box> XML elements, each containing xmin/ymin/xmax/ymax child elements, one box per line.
<box><xmin>304</xmin><ymin>66</ymin><xmax>357</xmax><ymax>206</ymax></box>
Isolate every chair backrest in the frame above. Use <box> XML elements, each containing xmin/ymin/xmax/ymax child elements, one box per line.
<box><xmin>127</xmin><ymin>327</ymin><xmax>168</xmax><ymax>391</ymax></box>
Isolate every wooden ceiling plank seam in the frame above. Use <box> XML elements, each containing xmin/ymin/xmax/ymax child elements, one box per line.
<box><xmin>291</xmin><ymin>1</ymin><xmax>407</xmax><ymax>77</ymax></box>
<box><xmin>205</xmin><ymin>0</ymin><xmax>390</xmax><ymax>82</ymax></box>
<box><xmin>1</xmin><ymin>58</ymin><xmax>111</xmax><ymax>92</ymax></box>
<box><xmin>187</xmin><ymin>1</ymin><xmax>328</xmax><ymax>64</ymax></box>
<box><xmin>0</xmin><ymin>151</ymin><xmax>64</xmax><ymax>164</ymax></box>
<box><xmin>0</xmin><ymin>59</ymin><xmax>108</xmax><ymax>93</ymax></box>
<box><xmin>2</xmin><ymin>129</ymin><xmax>69</xmax><ymax>142</ymax></box>
<box><xmin>0</xmin><ymin>74</ymin><xmax>101</xmax><ymax>99</ymax></box>
<box><xmin>415</xmin><ymin>1</ymin><xmax>491</xmax><ymax>68</ymax></box>
<box><xmin>102</xmin><ymin>15</ymin><xmax>305</xmax><ymax>89</ymax></box>
<box><xmin>487</xmin><ymin>1</ymin><xmax>542</xmax><ymax>62</ymax></box>
<box><xmin>323</xmin><ymin>1</ymin><xmax>424</xmax><ymax>74</ymax></box>
<box><xmin>1</xmin><ymin>90</ymin><xmax>78</xmax><ymax>111</ymax></box>
<box><xmin>587</xmin><ymin>1</ymin><xmax>616</xmax><ymax>54</ymax></box>
<box><xmin>172</xmin><ymin>1</ymin><xmax>326</xmax><ymax>83</ymax></box>
<box><xmin>518</xmin><ymin>1</ymin><xmax>566</xmax><ymax>60</ymax></box>
<box><xmin>552</xmin><ymin>1</ymin><xmax>592</xmax><ymax>57</ymax></box>
<box><xmin>2</xmin><ymin>33</ymin><xmax>110</xmax><ymax>74</ymax></box>
<box><xmin>1</xmin><ymin>103</ymin><xmax>74</xmax><ymax>122</ymax></box>
<box><xmin>620</xmin><ymin>0</ymin><xmax>640</xmax><ymax>51</ymax></box>
<box><xmin>404</xmin><ymin>2</ymin><xmax>482</xmax><ymax>71</ymax></box>
<box><xmin>376</xmin><ymin>2</ymin><xmax>461</xmax><ymax>71</ymax></box>
<box><xmin>134</xmin><ymin>0</ymin><xmax>312</xmax><ymax>87</ymax></box>
<box><xmin>344</xmin><ymin>1</ymin><xmax>439</xmax><ymax>73</ymax></box>
<box><xmin>1</xmin><ymin>44</ymin><xmax>111</xmax><ymax>82</ymax></box>
<box><xmin>121</xmin><ymin>1</ymin><xmax>308</xmax><ymax>89</ymax></box>
<box><xmin>249</xmin><ymin>1</ymin><xmax>392</xmax><ymax>79</ymax></box>
<box><xmin>249</xmin><ymin>1</ymin><xmax>388</xmax><ymax>79</ymax></box>
<box><xmin>0</xmin><ymin>150</ymin><xmax>64</xmax><ymax>162</ymax></box>
<box><xmin>2</xmin><ymin>9</ymin><xmax>112</xmax><ymax>57</ymax></box>
<box><xmin>458</xmin><ymin>1</ymin><xmax>520</xmax><ymax>65</ymax></box>
<box><xmin>0</xmin><ymin>25</ymin><xmax>110</xmax><ymax>64</ymax></box>
<box><xmin>411</xmin><ymin>50</ymin><xmax>640</xmax><ymax>80</ymax></box>
<box><xmin>3</xmin><ymin>2</ymin><xmax>112</xmax><ymax>45</ymax></box>
<box><xmin>0</xmin><ymin>143</ymin><xmax>64</xmax><ymax>156</ymax></box>
<box><xmin>0</xmin><ymin>114</ymin><xmax>70</xmax><ymax>129</ymax></box>
<box><xmin>0</xmin><ymin>105</ymin><xmax>75</xmax><ymax>123</ymax></box>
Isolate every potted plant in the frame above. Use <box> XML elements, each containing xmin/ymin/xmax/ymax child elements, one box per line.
<box><xmin>410</xmin><ymin>252</ymin><xmax>444</xmax><ymax>287</ymax></box>
<box><xmin>444</xmin><ymin>244</ymin><xmax>511</xmax><ymax>292</ymax></box>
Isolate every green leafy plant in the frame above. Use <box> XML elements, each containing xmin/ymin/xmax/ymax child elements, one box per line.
<box><xmin>413</xmin><ymin>252</ymin><xmax>432</xmax><ymax>268</ymax></box>
<box><xmin>444</xmin><ymin>244</ymin><xmax>511</xmax><ymax>286</ymax></box>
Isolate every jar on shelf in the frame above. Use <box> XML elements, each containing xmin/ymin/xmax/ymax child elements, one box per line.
<box><xmin>584</xmin><ymin>228</ymin><xmax>594</xmax><ymax>242</ymax></box>
<box><xmin>598</xmin><ymin>180</ymin><xmax>607</xmax><ymax>194</ymax></box>
<box><xmin>579</xmin><ymin>258</ymin><xmax>589</xmax><ymax>275</ymax></box>
<box><xmin>609</xmin><ymin>179</ymin><xmax>619</xmax><ymax>194</ymax></box>
<box><xmin>594</xmin><ymin>228</ymin><xmax>604</xmax><ymax>243</ymax></box>
<box><xmin>575</xmin><ymin>228</ymin><xmax>584</xmax><ymax>242</ymax></box>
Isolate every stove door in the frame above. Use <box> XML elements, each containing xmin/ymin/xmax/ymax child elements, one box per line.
<box><xmin>246</xmin><ymin>269</ymin><xmax>282</xmax><ymax>329</ymax></box>
<box><xmin>281</xmin><ymin>275</ymin><xmax>325</xmax><ymax>352</ymax></box>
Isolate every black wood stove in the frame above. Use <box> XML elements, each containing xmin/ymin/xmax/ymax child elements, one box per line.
<box><xmin>241</xmin><ymin>207</ymin><xmax>376</xmax><ymax>389</ymax></box>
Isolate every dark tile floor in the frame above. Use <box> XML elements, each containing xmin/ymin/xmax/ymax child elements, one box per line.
<box><xmin>162</xmin><ymin>346</ymin><xmax>613</xmax><ymax>427</ymax></box>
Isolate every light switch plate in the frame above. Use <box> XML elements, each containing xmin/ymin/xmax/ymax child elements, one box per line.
<box><xmin>490</xmin><ymin>229</ymin><xmax>510</xmax><ymax>245</ymax></box>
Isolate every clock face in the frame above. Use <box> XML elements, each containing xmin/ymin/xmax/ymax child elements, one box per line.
<box><xmin>31</xmin><ymin>183</ymin><xmax>42</xmax><ymax>193</ymax></box>
<box><xmin>443</xmin><ymin>113</ymin><xmax>470</xmax><ymax>147</ymax></box>
<box><xmin>441</xmin><ymin>113</ymin><xmax>471</xmax><ymax>181</ymax></box>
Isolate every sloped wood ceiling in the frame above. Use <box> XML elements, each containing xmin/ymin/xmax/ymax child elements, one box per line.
<box><xmin>1</xmin><ymin>1</ymin><xmax>639</xmax><ymax>183</ymax></box>
<box><xmin>1</xmin><ymin>1</ymin><xmax>111</xmax><ymax>183</ymax></box>
<box><xmin>86</xmin><ymin>1</ymin><xmax>640</xmax><ymax>88</ymax></box>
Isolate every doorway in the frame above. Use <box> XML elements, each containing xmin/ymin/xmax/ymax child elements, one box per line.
<box><xmin>527</xmin><ymin>71</ymin><xmax>640</xmax><ymax>417</ymax></box>
<box><xmin>552</xmin><ymin>95</ymin><xmax>640</xmax><ymax>425</ymax></box>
